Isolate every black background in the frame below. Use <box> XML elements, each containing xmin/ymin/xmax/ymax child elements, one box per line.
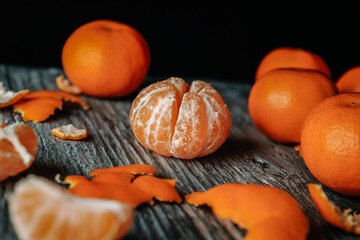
<box><xmin>1</xmin><ymin>3</ymin><xmax>360</xmax><ymax>83</ymax></box>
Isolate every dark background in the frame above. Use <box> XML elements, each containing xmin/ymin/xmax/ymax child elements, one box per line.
<box><xmin>1</xmin><ymin>3</ymin><xmax>360</xmax><ymax>83</ymax></box>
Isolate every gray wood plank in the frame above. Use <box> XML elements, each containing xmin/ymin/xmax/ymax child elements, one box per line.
<box><xmin>1</xmin><ymin>64</ymin><xmax>360</xmax><ymax>239</ymax></box>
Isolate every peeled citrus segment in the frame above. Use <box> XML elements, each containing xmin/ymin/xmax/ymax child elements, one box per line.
<box><xmin>186</xmin><ymin>183</ymin><xmax>309</xmax><ymax>240</ymax></box>
<box><xmin>8</xmin><ymin>175</ymin><xmax>134</xmax><ymax>240</ymax></box>
<box><xmin>170</xmin><ymin>92</ymin><xmax>208</xmax><ymax>159</ymax></box>
<box><xmin>90</xmin><ymin>164</ymin><xmax>157</xmax><ymax>177</ymax></box>
<box><xmin>132</xmin><ymin>175</ymin><xmax>182</xmax><ymax>203</ymax></box>
<box><xmin>0</xmin><ymin>121</ymin><xmax>7</xmax><ymax>128</ymax></box>
<box><xmin>308</xmin><ymin>183</ymin><xmax>360</xmax><ymax>234</ymax></box>
<box><xmin>0</xmin><ymin>123</ymin><xmax>38</xmax><ymax>181</ymax></box>
<box><xmin>56</xmin><ymin>75</ymin><xmax>82</xmax><ymax>95</ymax></box>
<box><xmin>23</xmin><ymin>90</ymin><xmax>90</xmax><ymax>110</ymax></box>
<box><xmin>51</xmin><ymin>124</ymin><xmax>88</xmax><ymax>140</ymax></box>
<box><xmin>0</xmin><ymin>82</ymin><xmax>30</xmax><ymax>108</ymax></box>
<box><xmin>13</xmin><ymin>98</ymin><xmax>63</xmax><ymax>123</ymax></box>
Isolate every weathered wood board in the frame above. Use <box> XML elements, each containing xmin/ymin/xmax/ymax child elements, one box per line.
<box><xmin>1</xmin><ymin>64</ymin><xmax>360</xmax><ymax>240</ymax></box>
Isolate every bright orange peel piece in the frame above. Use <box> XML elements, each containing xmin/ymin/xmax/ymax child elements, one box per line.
<box><xmin>186</xmin><ymin>183</ymin><xmax>309</xmax><ymax>240</ymax></box>
<box><xmin>308</xmin><ymin>183</ymin><xmax>360</xmax><ymax>234</ymax></box>
<box><xmin>0</xmin><ymin>82</ymin><xmax>30</xmax><ymax>108</ymax></box>
<box><xmin>90</xmin><ymin>164</ymin><xmax>157</xmax><ymax>177</ymax></box>
<box><xmin>13</xmin><ymin>98</ymin><xmax>63</xmax><ymax>123</ymax></box>
<box><xmin>51</xmin><ymin>124</ymin><xmax>88</xmax><ymax>140</ymax></box>
<box><xmin>0</xmin><ymin>122</ymin><xmax>7</xmax><ymax>128</ymax></box>
<box><xmin>23</xmin><ymin>90</ymin><xmax>90</xmax><ymax>110</ymax></box>
<box><xmin>56</xmin><ymin>75</ymin><xmax>82</xmax><ymax>95</ymax></box>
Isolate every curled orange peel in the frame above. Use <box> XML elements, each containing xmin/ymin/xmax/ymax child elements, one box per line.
<box><xmin>22</xmin><ymin>90</ymin><xmax>90</xmax><ymax>110</ymax></box>
<box><xmin>13</xmin><ymin>98</ymin><xmax>63</xmax><ymax>123</ymax></box>
<box><xmin>186</xmin><ymin>183</ymin><xmax>309</xmax><ymax>240</ymax></box>
<box><xmin>51</xmin><ymin>124</ymin><xmax>88</xmax><ymax>140</ymax></box>
<box><xmin>308</xmin><ymin>183</ymin><xmax>360</xmax><ymax>234</ymax></box>
<box><xmin>0</xmin><ymin>82</ymin><xmax>30</xmax><ymax>108</ymax></box>
<box><xmin>90</xmin><ymin>164</ymin><xmax>157</xmax><ymax>177</ymax></box>
<box><xmin>61</xmin><ymin>164</ymin><xmax>180</xmax><ymax>207</ymax></box>
<box><xmin>56</xmin><ymin>75</ymin><xmax>82</xmax><ymax>95</ymax></box>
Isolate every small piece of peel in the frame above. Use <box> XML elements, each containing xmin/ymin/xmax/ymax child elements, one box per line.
<box><xmin>51</xmin><ymin>124</ymin><xmax>88</xmax><ymax>140</ymax></box>
<box><xmin>0</xmin><ymin>82</ymin><xmax>30</xmax><ymax>108</ymax></box>
<box><xmin>90</xmin><ymin>164</ymin><xmax>157</xmax><ymax>177</ymax></box>
<box><xmin>56</xmin><ymin>75</ymin><xmax>82</xmax><ymax>95</ymax></box>
<box><xmin>308</xmin><ymin>183</ymin><xmax>360</xmax><ymax>234</ymax></box>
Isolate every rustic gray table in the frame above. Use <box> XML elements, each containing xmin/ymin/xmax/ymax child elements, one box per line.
<box><xmin>0</xmin><ymin>64</ymin><xmax>360</xmax><ymax>240</ymax></box>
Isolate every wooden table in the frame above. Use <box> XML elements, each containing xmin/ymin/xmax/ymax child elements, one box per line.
<box><xmin>1</xmin><ymin>64</ymin><xmax>360</xmax><ymax>240</ymax></box>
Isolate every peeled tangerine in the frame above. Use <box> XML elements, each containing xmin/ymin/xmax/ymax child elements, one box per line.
<box><xmin>8</xmin><ymin>175</ymin><xmax>134</xmax><ymax>240</ymax></box>
<box><xmin>129</xmin><ymin>77</ymin><xmax>232</xmax><ymax>159</ymax></box>
<box><xmin>0</xmin><ymin>123</ymin><xmax>38</xmax><ymax>181</ymax></box>
<box><xmin>186</xmin><ymin>183</ymin><xmax>309</xmax><ymax>240</ymax></box>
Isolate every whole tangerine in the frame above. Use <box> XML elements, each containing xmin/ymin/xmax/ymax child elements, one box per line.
<box><xmin>62</xmin><ymin>19</ymin><xmax>150</xmax><ymax>97</ymax></box>
<box><xmin>255</xmin><ymin>47</ymin><xmax>331</xmax><ymax>80</ymax></box>
<box><xmin>248</xmin><ymin>68</ymin><xmax>337</xmax><ymax>143</ymax></box>
<box><xmin>301</xmin><ymin>93</ymin><xmax>360</xmax><ymax>196</ymax></box>
<box><xmin>129</xmin><ymin>77</ymin><xmax>232</xmax><ymax>159</ymax></box>
<box><xmin>336</xmin><ymin>66</ymin><xmax>360</xmax><ymax>93</ymax></box>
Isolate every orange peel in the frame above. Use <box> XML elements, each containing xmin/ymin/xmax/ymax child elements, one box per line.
<box><xmin>22</xmin><ymin>90</ymin><xmax>90</xmax><ymax>110</ymax></box>
<box><xmin>186</xmin><ymin>183</ymin><xmax>309</xmax><ymax>240</ymax></box>
<box><xmin>62</xmin><ymin>164</ymin><xmax>181</xmax><ymax>207</ymax></box>
<box><xmin>0</xmin><ymin>122</ymin><xmax>7</xmax><ymax>128</ymax></box>
<box><xmin>0</xmin><ymin>123</ymin><xmax>38</xmax><ymax>181</ymax></box>
<box><xmin>56</xmin><ymin>75</ymin><xmax>82</xmax><ymax>95</ymax></box>
<box><xmin>0</xmin><ymin>82</ymin><xmax>30</xmax><ymax>108</ymax></box>
<box><xmin>90</xmin><ymin>164</ymin><xmax>157</xmax><ymax>177</ymax></box>
<box><xmin>51</xmin><ymin>124</ymin><xmax>88</xmax><ymax>140</ymax></box>
<box><xmin>308</xmin><ymin>183</ymin><xmax>360</xmax><ymax>234</ymax></box>
<box><xmin>13</xmin><ymin>98</ymin><xmax>63</xmax><ymax>123</ymax></box>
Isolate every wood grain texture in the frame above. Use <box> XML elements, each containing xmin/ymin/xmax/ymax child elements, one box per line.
<box><xmin>1</xmin><ymin>64</ymin><xmax>360</xmax><ymax>240</ymax></box>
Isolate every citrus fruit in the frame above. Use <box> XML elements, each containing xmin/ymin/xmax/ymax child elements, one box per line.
<box><xmin>8</xmin><ymin>175</ymin><xmax>134</xmax><ymax>240</ymax></box>
<box><xmin>336</xmin><ymin>66</ymin><xmax>360</xmax><ymax>93</ymax></box>
<box><xmin>0</xmin><ymin>123</ymin><xmax>38</xmax><ymax>181</ymax></box>
<box><xmin>186</xmin><ymin>183</ymin><xmax>309</xmax><ymax>240</ymax></box>
<box><xmin>308</xmin><ymin>183</ymin><xmax>360</xmax><ymax>235</ymax></box>
<box><xmin>129</xmin><ymin>77</ymin><xmax>232</xmax><ymax>159</ymax></box>
<box><xmin>248</xmin><ymin>68</ymin><xmax>337</xmax><ymax>143</ymax></box>
<box><xmin>62</xmin><ymin>19</ymin><xmax>150</xmax><ymax>97</ymax></box>
<box><xmin>301</xmin><ymin>93</ymin><xmax>360</xmax><ymax>196</ymax></box>
<box><xmin>255</xmin><ymin>47</ymin><xmax>331</xmax><ymax>80</ymax></box>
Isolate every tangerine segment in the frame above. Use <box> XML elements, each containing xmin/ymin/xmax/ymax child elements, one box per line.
<box><xmin>0</xmin><ymin>123</ymin><xmax>38</xmax><ymax>181</ymax></box>
<box><xmin>189</xmin><ymin>81</ymin><xmax>232</xmax><ymax>157</ymax></box>
<box><xmin>51</xmin><ymin>124</ymin><xmax>88</xmax><ymax>140</ymax></box>
<box><xmin>90</xmin><ymin>164</ymin><xmax>157</xmax><ymax>177</ymax></box>
<box><xmin>131</xmin><ymin>176</ymin><xmax>182</xmax><ymax>203</ymax></box>
<box><xmin>0</xmin><ymin>82</ymin><xmax>30</xmax><ymax>108</ymax></box>
<box><xmin>308</xmin><ymin>184</ymin><xmax>360</xmax><ymax>234</ymax></box>
<box><xmin>22</xmin><ymin>90</ymin><xmax>90</xmax><ymax>110</ymax></box>
<box><xmin>255</xmin><ymin>47</ymin><xmax>331</xmax><ymax>80</ymax></box>
<box><xmin>56</xmin><ymin>75</ymin><xmax>82</xmax><ymax>95</ymax></box>
<box><xmin>13</xmin><ymin>98</ymin><xmax>63</xmax><ymax>123</ymax></box>
<box><xmin>130</xmin><ymin>80</ymin><xmax>186</xmax><ymax>156</ymax></box>
<box><xmin>170</xmin><ymin>92</ymin><xmax>208</xmax><ymax>159</ymax></box>
<box><xmin>186</xmin><ymin>183</ymin><xmax>309</xmax><ymax>240</ymax></box>
<box><xmin>336</xmin><ymin>66</ymin><xmax>360</xmax><ymax>93</ymax></box>
<box><xmin>8</xmin><ymin>175</ymin><xmax>134</xmax><ymax>240</ymax></box>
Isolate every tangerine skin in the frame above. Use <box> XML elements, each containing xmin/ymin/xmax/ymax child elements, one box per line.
<box><xmin>62</xmin><ymin>20</ymin><xmax>150</xmax><ymax>97</ymax></box>
<box><xmin>301</xmin><ymin>93</ymin><xmax>360</xmax><ymax>196</ymax></box>
<box><xmin>249</xmin><ymin>68</ymin><xmax>337</xmax><ymax>143</ymax></box>
<box><xmin>255</xmin><ymin>47</ymin><xmax>331</xmax><ymax>80</ymax></box>
<box><xmin>336</xmin><ymin>66</ymin><xmax>360</xmax><ymax>93</ymax></box>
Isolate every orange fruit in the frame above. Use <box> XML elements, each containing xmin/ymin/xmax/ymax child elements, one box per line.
<box><xmin>308</xmin><ymin>183</ymin><xmax>360</xmax><ymax>235</ymax></box>
<box><xmin>248</xmin><ymin>69</ymin><xmax>337</xmax><ymax>143</ymax></box>
<box><xmin>255</xmin><ymin>47</ymin><xmax>331</xmax><ymax>80</ymax></box>
<box><xmin>336</xmin><ymin>66</ymin><xmax>360</xmax><ymax>93</ymax></box>
<box><xmin>186</xmin><ymin>183</ymin><xmax>309</xmax><ymax>240</ymax></box>
<box><xmin>8</xmin><ymin>175</ymin><xmax>134</xmax><ymax>240</ymax></box>
<box><xmin>301</xmin><ymin>93</ymin><xmax>360</xmax><ymax>196</ymax></box>
<box><xmin>0</xmin><ymin>123</ymin><xmax>38</xmax><ymax>181</ymax></box>
<box><xmin>62</xmin><ymin>19</ymin><xmax>150</xmax><ymax>97</ymax></box>
<box><xmin>129</xmin><ymin>77</ymin><xmax>232</xmax><ymax>159</ymax></box>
